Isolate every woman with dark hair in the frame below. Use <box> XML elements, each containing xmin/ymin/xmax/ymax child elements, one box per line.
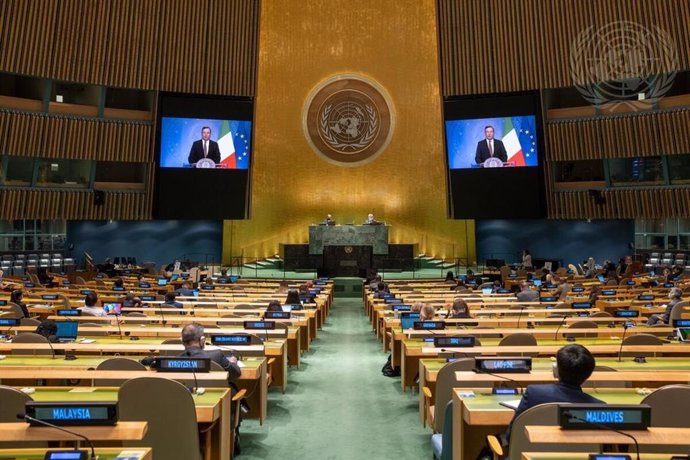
<box><xmin>444</xmin><ymin>271</ymin><xmax>455</xmax><ymax>283</ymax></box>
<box><xmin>113</xmin><ymin>277</ymin><xmax>124</xmax><ymax>288</ymax></box>
<box><xmin>266</xmin><ymin>300</ymin><xmax>283</xmax><ymax>312</ymax></box>
<box><xmin>37</xmin><ymin>267</ymin><xmax>56</xmax><ymax>288</ymax></box>
<box><xmin>448</xmin><ymin>298</ymin><xmax>472</xmax><ymax>319</ymax></box>
<box><xmin>11</xmin><ymin>289</ymin><xmax>29</xmax><ymax>318</ymax></box>
<box><xmin>35</xmin><ymin>319</ymin><xmax>58</xmax><ymax>342</ymax></box>
<box><xmin>285</xmin><ymin>289</ymin><xmax>301</xmax><ymax>305</ymax></box>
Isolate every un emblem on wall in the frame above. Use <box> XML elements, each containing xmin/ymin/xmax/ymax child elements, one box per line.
<box><xmin>303</xmin><ymin>74</ymin><xmax>395</xmax><ymax>166</ymax></box>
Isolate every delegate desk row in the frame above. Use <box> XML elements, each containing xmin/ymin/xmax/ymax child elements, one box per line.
<box><xmin>397</xmin><ymin>336</ymin><xmax>690</xmax><ymax>391</ymax></box>
<box><xmin>449</xmin><ymin>387</ymin><xmax>690</xmax><ymax>460</ymax></box>
<box><xmin>0</xmin><ymin>384</ymin><xmax>231</xmax><ymax>460</ymax></box>
<box><xmin>0</xmin><ymin>337</ymin><xmax>275</xmax><ymax>419</ymax></box>
<box><xmin>418</xmin><ymin>356</ymin><xmax>690</xmax><ymax>427</ymax></box>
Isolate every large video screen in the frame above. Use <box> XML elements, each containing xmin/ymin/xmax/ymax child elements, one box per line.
<box><xmin>160</xmin><ymin>117</ymin><xmax>251</xmax><ymax>169</ymax></box>
<box><xmin>444</xmin><ymin>92</ymin><xmax>545</xmax><ymax>219</ymax></box>
<box><xmin>446</xmin><ymin>116</ymin><xmax>538</xmax><ymax>169</ymax></box>
<box><xmin>154</xmin><ymin>93</ymin><xmax>253</xmax><ymax>220</ymax></box>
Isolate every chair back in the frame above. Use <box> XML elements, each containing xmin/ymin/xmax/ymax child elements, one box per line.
<box><xmin>95</xmin><ymin>358</ymin><xmax>146</xmax><ymax>386</ymax></box>
<box><xmin>582</xmin><ymin>366</ymin><xmax>629</xmax><ymax>389</ymax></box>
<box><xmin>432</xmin><ymin>358</ymin><xmax>478</xmax><ymax>432</ymax></box>
<box><xmin>12</xmin><ymin>332</ymin><xmax>52</xmax><ymax>355</ymax></box>
<box><xmin>118</xmin><ymin>377</ymin><xmax>201</xmax><ymax>460</ymax></box>
<box><xmin>621</xmin><ymin>333</ymin><xmax>663</xmax><ymax>357</ymax></box>
<box><xmin>498</xmin><ymin>333</ymin><xmax>538</xmax><ymax>357</ymax></box>
<box><xmin>565</xmin><ymin>320</ymin><xmax>598</xmax><ymax>338</ymax></box>
<box><xmin>669</xmin><ymin>300</ymin><xmax>689</xmax><ymax>322</ymax></box>
<box><xmin>81</xmin><ymin>323</ymin><xmax>109</xmax><ymax>336</ymax></box>
<box><xmin>508</xmin><ymin>403</ymin><xmax>598</xmax><ymax>457</ymax></box>
<box><xmin>641</xmin><ymin>385</ymin><xmax>690</xmax><ymax>453</ymax></box>
<box><xmin>0</xmin><ymin>386</ymin><xmax>46</xmax><ymax>448</ymax></box>
<box><xmin>6</xmin><ymin>302</ymin><xmax>26</xmax><ymax>318</ymax></box>
<box><xmin>589</xmin><ymin>311</ymin><xmax>612</xmax><ymax>318</ymax></box>
<box><xmin>20</xmin><ymin>318</ymin><xmax>41</xmax><ymax>327</ymax></box>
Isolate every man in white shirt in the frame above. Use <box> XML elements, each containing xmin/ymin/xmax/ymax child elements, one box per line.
<box><xmin>79</xmin><ymin>292</ymin><xmax>107</xmax><ymax>317</ymax></box>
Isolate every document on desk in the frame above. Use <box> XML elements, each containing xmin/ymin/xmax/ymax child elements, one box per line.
<box><xmin>499</xmin><ymin>399</ymin><xmax>521</xmax><ymax>410</ymax></box>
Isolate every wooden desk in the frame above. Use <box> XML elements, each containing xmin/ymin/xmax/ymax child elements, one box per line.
<box><xmin>526</xmin><ymin>425</ymin><xmax>690</xmax><ymax>445</ymax></box>
<box><xmin>451</xmin><ymin>389</ymin><xmax>645</xmax><ymax>460</ymax></box>
<box><xmin>454</xmin><ymin>370</ymin><xmax>690</xmax><ymax>386</ymax></box>
<box><xmin>0</xmin><ymin>448</ymin><xmax>152</xmax><ymax>460</ymax></box>
<box><xmin>400</xmin><ymin>338</ymin><xmax>690</xmax><ymax>391</ymax></box>
<box><xmin>0</xmin><ymin>421</ymin><xmax>147</xmax><ymax>442</ymax></box>
<box><xmin>523</xmin><ymin>454</ymin><xmax>680</xmax><ymax>460</ymax></box>
<box><xmin>419</xmin><ymin>356</ymin><xmax>690</xmax><ymax>425</ymax></box>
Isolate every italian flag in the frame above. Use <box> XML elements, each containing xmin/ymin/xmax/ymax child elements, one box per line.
<box><xmin>217</xmin><ymin>121</ymin><xmax>237</xmax><ymax>169</ymax></box>
<box><xmin>502</xmin><ymin>118</ymin><xmax>525</xmax><ymax>166</ymax></box>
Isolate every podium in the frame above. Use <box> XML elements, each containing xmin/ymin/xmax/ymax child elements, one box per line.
<box><xmin>308</xmin><ymin>225</ymin><xmax>389</xmax><ymax>277</ymax></box>
<box><xmin>308</xmin><ymin>225</ymin><xmax>389</xmax><ymax>255</ymax></box>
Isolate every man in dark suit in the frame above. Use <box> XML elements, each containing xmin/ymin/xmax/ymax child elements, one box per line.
<box><xmin>188</xmin><ymin>126</ymin><xmax>221</xmax><ymax>164</ymax></box>
<box><xmin>505</xmin><ymin>344</ymin><xmax>603</xmax><ymax>441</ymax></box>
<box><xmin>475</xmin><ymin>125</ymin><xmax>508</xmax><ymax>164</ymax></box>
<box><xmin>179</xmin><ymin>323</ymin><xmax>241</xmax><ymax>384</ymax></box>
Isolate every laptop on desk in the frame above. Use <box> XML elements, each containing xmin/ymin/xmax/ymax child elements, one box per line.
<box><xmin>55</xmin><ymin>321</ymin><xmax>78</xmax><ymax>343</ymax></box>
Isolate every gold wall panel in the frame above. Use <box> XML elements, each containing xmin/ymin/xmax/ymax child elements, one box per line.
<box><xmin>223</xmin><ymin>0</ymin><xmax>475</xmax><ymax>263</ymax></box>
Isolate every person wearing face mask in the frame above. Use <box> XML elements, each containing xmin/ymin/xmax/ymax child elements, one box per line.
<box><xmin>647</xmin><ymin>287</ymin><xmax>683</xmax><ymax>326</ymax></box>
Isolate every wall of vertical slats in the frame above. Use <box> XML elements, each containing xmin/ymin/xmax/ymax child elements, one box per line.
<box><xmin>438</xmin><ymin>0</ymin><xmax>690</xmax><ymax>96</ymax></box>
<box><xmin>0</xmin><ymin>0</ymin><xmax>258</xmax><ymax>221</ymax></box>
<box><xmin>546</xmin><ymin>108</ymin><xmax>690</xmax><ymax>161</ymax></box>
<box><xmin>438</xmin><ymin>0</ymin><xmax>690</xmax><ymax>219</ymax></box>
<box><xmin>0</xmin><ymin>0</ymin><xmax>259</xmax><ymax>95</ymax></box>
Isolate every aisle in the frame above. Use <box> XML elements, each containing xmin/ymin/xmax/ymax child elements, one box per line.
<box><xmin>239</xmin><ymin>298</ymin><xmax>430</xmax><ymax>459</ymax></box>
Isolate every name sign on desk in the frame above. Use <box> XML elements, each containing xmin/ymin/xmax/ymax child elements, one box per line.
<box><xmin>572</xmin><ymin>287</ymin><xmax>585</xmax><ymax>293</ymax></box>
<box><xmin>112</xmin><ymin>286</ymin><xmax>125</xmax><ymax>291</ymax></box>
<box><xmin>26</xmin><ymin>401</ymin><xmax>118</xmax><ymax>426</ymax></box>
<box><xmin>673</xmin><ymin>319</ymin><xmax>690</xmax><ymax>328</ymax></box>
<box><xmin>139</xmin><ymin>282</ymin><xmax>151</xmax><ymax>288</ymax></box>
<box><xmin>497</xmin><ymin>288</ymin><xmax>511</xmax><ymax>294</ymax></box>
<box><xmin>637</xmin><ymin>294</ymin><xmax>655</xmax><ymax>301</ymax></box>
<box><xmin>413</xmin><ymin>321</ymin><xmax>445</xmax><ymax>330</ymax></box>
<box><xmin>434</xmin><ymin>336</ymin><xmax>475</xmax><ymax>347</ymax></box>
<box><xmin>602</xmin><ymin>290</ymin><xmax>616</xmax><ymax>296</ymax></box>
<box><xmin>664</xmin><ymin>282</ymin><xmax>675</xmax><ymax>288</ymax></box>
<box><xmin>558</xmin><ymin>404</ymin><xmax>651</xmax><ymax>430</ymax></box>
<box><xmin>614</xmin><ymin>309</ymin><xmax>639</xmax><ymax>318</ymax></box>
<box><xmin>0</xmin><ymin>317</ymin><xmax>20</xmax><ymax>326</ymax></box>
<box><xmin>42</xmin><ymin>294</ymin><xmax>59</xmax><ymax>300</ymax></box>
<box><xmin>243</xmin><ymin>320</ymin><xmax>276</xmax><ymax>330</ymax></box>
<box><xmin>152</xmin><ymin>357</ymin><xmax>211</xmax><ymax>373</ymax></box>
<box><xmin>57</xmin><ymin>309</ymin><xmax>82</xmax><ymax>316</ymax></box>
<box><xmin>211</xmin><ymin>334</ymin><xmax>252</xmax><ymax>345</ymax></box>
<box><xmin>265</xmin><ymin>311</ymin><xmax>291</xmax><ymax>319</ymax></box>
<box><xmin>201</xmin><ymin>285</ymin><xmax>215</xmax><ymax>290</ymax></box>
<box><xmin>392</xmin><ymin>304</ymin><xmax>412</xmax><ymax>312</ymax></box>
<box><xmin>140</xmin><ymin>295</ymin><xmax>156</xmax><ymax>301</ymax></box>
<box><xmin>0</xmin><ymin>300</ymin><xmax>6</xmax><ymax>306</ymax></box>
<box><xmin>474</xmin><ymin>357</ymin><xmax>532</xmax><ymax>373</ymax></box>
<box><xmin>540</xmin><ymin>296</ymin><xmax>557</xmax><ymax>302</ymax></box>
<box><xmin>626</xmin><ymin>280</ymin><xmax>636</xmax><ymax>286</ymax></box>
<box><xmin>571</xmin><ymin>302</ymin><xmax>592</xmax><ymax>309</ymax></box>
<box><xmin>385</xmin><ymin>299</ymin><xmax>402</xmax><ymax>304</ymax></box>
<box><xmin>24</xmin><ymin>283</ymin><xmax>35</xmax><ymax>288</ymax></box>
<box><xmin>44</xmin><ymin>451</ymin><xmax>88</xmax><ymax>460</ymax></box>
<box><xmin>80</xmin><ymin>289</ymin><xmax>93</xmax><ymax>295</ymax></box>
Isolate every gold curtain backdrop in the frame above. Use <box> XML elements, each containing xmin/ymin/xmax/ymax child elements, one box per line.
<box><xmin>223</xmin><ymin>0</ymin><xmax>475</xmax><ymax>263</ymax></box>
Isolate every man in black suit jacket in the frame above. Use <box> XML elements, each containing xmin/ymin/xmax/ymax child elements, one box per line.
<box><xmin>179</xmin><ymin>323</ymin><xmax>241</xmax><ymax>383</ymax></box>
<box><xmin>505</xmin><ymin>344</ymin><xmax>603</xmax><ymax>441</ymax></box>
<box><xmin>475</xmin><ymin>125</ymin><xmax>508</xmax><ymax>164</ymax></box>
<box><xmin>188</xmin><ymin>126</ymin><xmax>221</xmax><ymax>164</ymax></box>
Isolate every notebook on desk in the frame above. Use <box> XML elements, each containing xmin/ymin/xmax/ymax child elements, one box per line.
<box><xmin>499</xmin><ymin>399</ymin><xmax>521</xmax><ymax>410</ymax></box>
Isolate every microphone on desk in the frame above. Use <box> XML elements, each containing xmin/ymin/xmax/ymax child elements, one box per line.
<box><xmin>157</xmin><ymin>302</ymin><xmax>167</xmax><ymax>325</ymax></box>
<box><xmin>554</xmin><ymin>315</ymin><xmax>568</xmax><ymax>341</ymax></box>
<box><xmin>113</xmin><ymin>313</ymin><xmax>123</xmax><ymax>340</ymax></box>
<box><xmin>561</xmin><ymin>409</ymin><xmax>640</xmax><ymax>460</ymax></box>
<box><xmin>617</xmin><ymin>321</ymin><xmax>633</xmax><ymax>362</ymax></box>
<box><xmin>473</xmin><ymin>367</ymin><xmax>523</xmax><ymax>394</ymax></box>
<box><xmin>182</xmin><ymin>350</ymin><xmax>204</xmax><ymax>395</ymax></box>
<box><xmin>17</xmin><ymin>413</ymin><xmax>96</xmax><ymax>460</ymax></box>
<box><xmin>46</xmin><ymin>335</ymin><xmax>58</xmax><ymax>359</ymax></box>
<box><xmin>516</xmin><ymin>306</ymin><xmax>526</xmax><ymax>329</ymax></box>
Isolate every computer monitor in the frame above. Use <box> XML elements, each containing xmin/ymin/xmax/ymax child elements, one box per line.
<box><xmin>400</xmin><ymin>312</ymin><xmax>421</xmax><ymax>330</ymax></box>
<box><xmin>532</xmin><ymin>279</ymin><xmax>542</xmax><ymax>287</ymax></box>
<box><xmin>481</xmin><ymin>287</ymin><xmax>493</xmax><ymax>295</ymax></box>
<box><xmin>157</xmin><ymin>278</ymin><xmax>168</xmax><ymax>286</ymax></box>
<box><xmin>597</xmin><ymin>275</ymin><xmax>606</xmax><ymax>283</ymax></box>
<box><xmin>103</xmin><ymin>302</ymin><xmax>122</xmax><ymax>315</ymax></box>
<box><xmin>55</xmin><ymin>321</ymin><xmax>78</xmax><ymax>342</ymax></box>
<box><xmin>170</xmin><ymin>274</ymin><xmax>179</xmax><ymax>281</ymax></box>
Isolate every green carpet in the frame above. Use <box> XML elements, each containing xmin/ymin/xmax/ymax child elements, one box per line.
<box><xmin>238</xmin><ymin>298</ymin><xmax>430</xmax><ymax>459</ymax></box>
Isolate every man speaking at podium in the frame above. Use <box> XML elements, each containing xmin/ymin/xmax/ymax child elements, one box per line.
<box><xmin>475</xmin><ymin>125</ymin><xmax>507</xmax><ymax>165</ymax></box>
<box><xmin>188</xmin><ymin>126</ymin><xmax>221</xmax><ymax>165</ymax></box>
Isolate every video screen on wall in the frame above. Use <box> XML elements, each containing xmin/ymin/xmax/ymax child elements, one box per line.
<box><xmin>444</xmin><ymin>92</ymin><xmax>545</xmax><ymax>219</ymax></box>
<box><xmin>446</xmin><ymin>115</ymin><xmax>538</xmax><ymax>169</ymax></box>
<box><xmin>154</xmin><ymin>93</ymin><xmax>253</xmax><ymax>220</ymax></box>
<box><xmin>159</xmin><ymin>117</ymin><xmax>252</xmax><ymax>169</ymax></box>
